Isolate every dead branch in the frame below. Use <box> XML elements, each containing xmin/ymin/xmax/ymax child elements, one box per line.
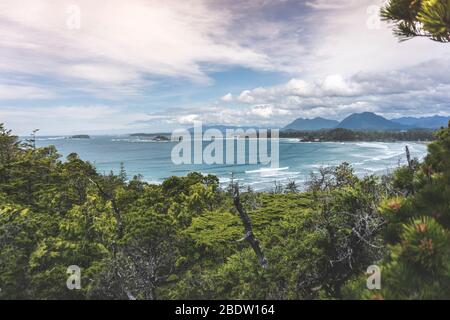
<box><xmin>232</xmin><ymin>183</ymin><xmax>268</xmax><ymax>270</ymax></box>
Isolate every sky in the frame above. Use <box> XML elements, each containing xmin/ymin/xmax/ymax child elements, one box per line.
<box><xmin>0</xmin><ymin>0</ymin><xmax>449</xmax><ymax>135</ymax></box>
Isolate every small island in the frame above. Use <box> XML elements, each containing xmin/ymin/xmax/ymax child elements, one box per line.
<box><xmin>129</xmin><ymin>133</ymin><xmax>170</xmax><ymax>141</ymax></box>
<box><xmin>69</xmin><ymin>135</ymin><xmax>91</xmax><ymax>139</ymax></box>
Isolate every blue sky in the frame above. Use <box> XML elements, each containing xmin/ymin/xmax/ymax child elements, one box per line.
<box><xmin>0</xmin><ymin>0</ymin><xmax>449</xmax><ymax>135</ymax></box>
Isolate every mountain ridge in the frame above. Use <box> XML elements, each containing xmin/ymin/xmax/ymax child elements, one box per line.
<box><xmin>337</xmin><ymin>112</ymin><xmax>409</xmax><ymax>131</ymax></box>
<box><xmin>392</xmin><ymin>115</ymin><xmax>450</xmax><ymax>129</ymax></box>
<box><xmin>283</xmin><ymin>112</ymin><xmax>448</xmax><ymax>131</ymax></box>
<box><xmin>284</xmin><ymin>117</ymin><xmax>339</xmax><ymax>131</ymax></box>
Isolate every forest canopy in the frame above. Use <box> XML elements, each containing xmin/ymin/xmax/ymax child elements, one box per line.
<box><xmin>1</xmin><ymin>122</ymin><xmax>449</xmax><ymax>300</ymax></box>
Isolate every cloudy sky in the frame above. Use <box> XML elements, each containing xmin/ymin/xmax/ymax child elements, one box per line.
<box><xmin>0</xmin><ymin>0</ymin><xmax>449</xmax><ymax>135</ymax></box>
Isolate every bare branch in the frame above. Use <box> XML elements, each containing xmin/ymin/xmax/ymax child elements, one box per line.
<box><xmin>232</xmin><ymin>183</ymin><xmax>268</xmax><ymax>270</ymax></box>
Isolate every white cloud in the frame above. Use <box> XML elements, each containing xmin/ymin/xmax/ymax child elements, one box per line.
<box><xmin>178</xmin><ymin>114</ymin><xmax>200</xmax><ymax>124</ymax></box>
<box><xmin>221</xmin><ymin>93</ymin><xmax>233</xmax><ymax>102</ymax></box>
<box><xmin>321</xmin><ymin>74</ymin><xmax>358</xmax><ymax>96</ymax></box>
<box><xmin>0</xmin><ymin>0</ymin><xmax>273</xmax><ymax>96</ymax></box>
<box><xmin>1</xmin><ymin>0</ymin><xmax>450</xmax><ymax>133</ymax></box>
<box><xmin>1</xmin><ymin>0</ymin><xmax>448</xmax><ymax>97</ymax></box>
<box><xmin>147</xmin><ymin>103</ymin><xmax>293</xmax><ymax>129</ymax></box>
<box><xmin>0</xmin><ymin>105</ymin><xmax>155</xmax><ymax>135</ymax></box>
<box><xmin>0</xmin><ymin>84</ymin><xmax>55</xmax><ymax>100</ymax></box>
<box><xmin>235</xmin><ymin>74</ymin><xmax>364</xmax><ymax>105</ymax></box>
<box><xmin>248</xmin><ymin>105</ymin><xmax>291</xmax><ymax>119</ymax></box>
<box><xmin>60</xmin><ymin>64</ymin><xmax>141</xmax><ymax>85</ymax></box>
<box><xmin>238</xmin><ymin>90</ymin><xmax>256</xmax><ymax>103</ymax></box>
<box><xmin>250</xmin><ymin>105</ymin><xmax>274</xmax><ymax>118</ymax></box>
<box><xmin>305</xmin><ymin>0</ymin><xmax>361</xmax><ymax>10</ymax></box>
<box><xmin>303</xmin><ymin>0</ymin><xmax>449</xmax><ymax>78</ymax></box>
<box><xmin>215</xmin><ymin>58</ymin><xmax>450</xmax><ymax>124</ymax></box>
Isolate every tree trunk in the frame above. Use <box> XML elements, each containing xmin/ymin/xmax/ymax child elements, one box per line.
<box><xmin>232</xmin><ymin>183</ymin><xmax>268</xmax><ymax>269</ymax></box>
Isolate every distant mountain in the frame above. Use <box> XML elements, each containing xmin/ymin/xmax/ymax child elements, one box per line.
<box><xmin>189</xmin><ymin>113</ymin><xmax>447</xmax><ymax>135</ymax></box>
<box><xmin>338</xmin><ymin>112</ymin><xmax>408</xmax><ymax>131</ymax></box>
<box><xmin>283</xmin><ymin>117</ymin><xmax>339</xmax><ymax>131</ymax></box>
<box><xmin>392</xmin><ymin>115</ymin><xmax>450</xmax><ymax>129</ymax></box>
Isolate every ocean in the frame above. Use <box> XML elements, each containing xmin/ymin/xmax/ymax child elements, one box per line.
<box><xmin>35</xmin><ymin>136</ymin><xmax>428</xmax><ymax>191</ymax></box>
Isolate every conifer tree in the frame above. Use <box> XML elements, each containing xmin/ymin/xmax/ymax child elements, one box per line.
<box><xmin>382</xmin><ymin>0</ymin><xmax>450</xmax><ymax>42</ymax></box>
<box><xmin>376</xmin><ymin>122</ymin><xmax>450</xmax><ymax>299</ymax></box>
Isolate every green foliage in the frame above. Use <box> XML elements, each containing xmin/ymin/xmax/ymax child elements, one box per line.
<box><xmin>0</xmin><ymin>122</ymin><xmax>448</xmax><ymax>300</ymax></box>
<box><xmin>382</xmin><ymin>123</ymin><xmax>450</xmax><ymax>299</ymax></box>
<box><xmin>281</xmin><ymin>128</ymin><xmax>435</xmax><ymax>142</ymax></box>
<box><xmin>346</xmin><ymin>122</ymin><xmax>450</xmax><ymax>300</ymax></box>
<box><xmin>382</xmin><ymin>0</ymin><xmax>450</xmax><ymax>42</ymax></box>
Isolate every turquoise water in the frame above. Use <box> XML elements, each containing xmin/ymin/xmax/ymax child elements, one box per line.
<box><xmin>36</xmin><ymin>136</ymin><xmax>428</xmax><ymax>191</ymax></box>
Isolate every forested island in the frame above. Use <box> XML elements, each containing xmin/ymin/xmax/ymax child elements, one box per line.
<box><xmin>1</xmin><ymin>122</ymin><xmax>449</xmax><ymax>300</ymax></box>
<box><xmin>280</xmin><ymin>128</ymin><xmax>436</xmax><ymax>142</ymax></box>
<box><xmin>130</xmin><ymin>133</ymin><xmax>170</xmax><ymax>141</ymax></box>
<box><xmin>69</xmin><ymin>135</ymin><xmax>90</xmax><ymax>139</ymax></box>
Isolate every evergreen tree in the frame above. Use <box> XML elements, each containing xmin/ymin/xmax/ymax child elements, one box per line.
<box><xmin>378</xmin><ymin>122</ymin><xmax>450</xmax><ymax>299</ymax></box>
<box><xmin>382</xmin><ymin>0</ymin><xmax>450</xmax><ymax>42</ymax></box>
<box><xmin>343</xmin><ymin>123</ymin><xmax>450</xmax><ymax>300</ymax></box>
